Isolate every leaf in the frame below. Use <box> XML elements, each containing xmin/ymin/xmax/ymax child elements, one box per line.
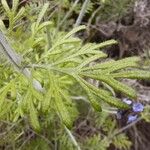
<box><xmin>73</xmin><ymin>76</ymin><xmax>102</xmax><ymax>111</ymax></box>
<box><xmin>53</xmin><ymin>50</ymin><xmax>106</xmax><ymax>66</ymax></box>
<box><xmin>112</xmin><ymin>70</ymin><xmax>150</xmax><ymax>79</ymax></box>
<box><xmin>42</xmin><ymin>88</ymin><xmax>52</xmax><ymax>112</ymax></box>
<box><xmin>13</xmin><ymin>7</ymin><xmax>25</xmax><ymax>22</ymax></box>
<box><xmin>37</xmin><ymin>21</ymin><xmax>53</xmax><ymax>31</ymax></box>
<box><xmin>0</xmin><ymin>91</ymin><xmax>8</xmax><ymax>114</ymax></box>
<box><xmin>82</xmin><ymin>57</ymin><xmax>140</xmax><ymax>71</ymax></box>
<box><xmin>31</xmin><ymin>22</ymin><xmax>37</xmax><ymax>36</ymax></box>
<box><xmin>101</xmin><ymin>77</ymin><xmax>137</xmax><ymax>99</ymax></box>
<box><xmin>104</xmin><ymin>57</ymin><xmax>140</xmax><ymax>73</ymax></box>
<box><xmin>13</xmin><ymin>103</ymin><xmax>24</xmax><ymax>122</ymax></box>
<box><xmin>74</xmin><ymin>41</ymin><xmax>112</xmax><ymax>57</ymax></box>
<box><xmin>12</xmin><ymin>0</ymin><xmax>19</xmax><ymax>13</ymax></box>
<box><xmin>29</xmin><ymin>102</ymin><xmax>40</xmax><ymax>130</ymax></box>
<box><xmin>0</xmin><ymin>19</ymin><xmax>7</xmax><ymax>32</ymax></box>
<box><xmin>76</xmin><ymin>53</ymin><xmax>107</xmax><ymax>70</ymax></box>
<box><xmin>59</xmin><ymin>90</ymin><xmax>78</xmax><ymax>120</ymax></box>
<box><xmin>36</xmin><ymin>3</ymin><xmax>49</xmax><ymax>27</ymax></box>
<box><xmin>1</xmin><ymin>0</ymin><xmax>11</xmax><ymax>16</ymax></box>
<box><xmin>141</xmin><ymin>105</ymin><xmax>150</xmax><ymax>122</ymax></box>
<box><xmin>32</xmin><ymin>88</ymin><xmax>43</xmax><ymax>102</ymax></box>
<box><xmin>81</xmin><ymin>73</ymin><xmax>137</xmax><ymax>98</ymax></box>
<box><xmin>85</xmin><ymin>88</ymin><xmax>102</xmax><ymax>112</ymax></box>
<box><xmin>0</xmin><ymin>82</ymin><xmax>12</xmax><ymax>106</ymax></box>
<box><xmin>63</xmin><ymin>25</ymin><xmax>86</xmax><ymax>39</ymax></box>
<box><xmin>88</xmin><ymin>39</ymin><xmax>117</xmax><ymax>50</ymax></box>
<box><xmin>54</xmin><ymin>88</ymin><xmax>72</xmax><ymax>129</ymax></box>
<box><xmin>103</xmin><ymin>77</ymin><xmax>136</xmax><ymax>99</ymax></box>
<box><xmin>0</xmin><ymin>99</ymin><xmax>13</xmax><ymax>119</ymax></box>
<box><xmin>33</xmin><ymin>37</ymin><xmax>44</xmax><ymax>47</ymax></box>
<box><xmin>52</xmin><ymin>74</ymin><xmax>72</xmax><ymax>128</ymax></box>
<box><xmin>113</xmin><ymin>134</ymin><xmax>132</xmax><ymax>150</ymax></box>
<box><xmin>53</xmin><ymin>38</ymin><xmax>81</xmax><ymax>49</ymax></box>
<box><xmin>10</xmin><ymin>81</ymin><xmax>17</xmax><ymax>98</ymax></box>
<box><xmin>75</xmin><ymin>75</ymin><xmax>129</xmax><ymax>109</ymax></box>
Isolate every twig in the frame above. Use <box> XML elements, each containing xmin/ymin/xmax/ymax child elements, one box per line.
<box><xmin>65</xmin><ymin>126</ymin><xmax>81</xmax><ymax>150</ymax></box>
<box><xmin>18</xmin><ymin>132</ymin><xmax>34</xmax><ymax>150</ymax></box>
<box><xmin>0</xmin><ymin>31</ymin><xmax>44</xmax><ymax>92</ymax></box>
<box><xmin>111</xmin><ymin>117</ymin><xmax>142</xmax><ymax>138</ymax></box>
<box><xmin>74</xmin><ymin>0</ymin><xmax>90</xmax><ymax>27</ymax></box>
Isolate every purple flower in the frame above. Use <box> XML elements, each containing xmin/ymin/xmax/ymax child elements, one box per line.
<box><xmin>123</xmin><ymin>98</ymin><xmax>132</xmax><ymax>105</ymax></box>
<box><xmin>127</xmin><ymin>114</ymin><xmax>138</xmax><ymax>123</ymax></box>
<box><xmin>132</xmin><ymin>102</ymin><xmax>144</xmax><ymax>112</ymax></box>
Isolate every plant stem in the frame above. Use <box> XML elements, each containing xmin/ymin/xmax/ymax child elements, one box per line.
<box><xmin>74</xmin><ymin>0</ymin><xmax>90</xmax><ymax>27</ymax></box>
<box><xmin>65</xmin><ymin>126</ymin><xmax>81</xmax><ymax>150</ymax></box>
<box><xmin>0</xmin><ymin>31</ymin><xmax>44</xmax><ymax>92</ymax></box>
<box><xmin>111</xmin><ymin>117</ymin><xmax>141</xmax><ymax>138</ymax></box>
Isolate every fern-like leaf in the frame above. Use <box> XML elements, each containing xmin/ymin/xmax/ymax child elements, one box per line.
<box><xmin>75</xmin><ymin>75</ymin><xmax>102</xmax><ymax>111</ymax></box>
<box><xmin>112</xmin><ymin>70</ymin><xmax>150</xmax><ymax>79</ymax></box>
<box><xmin>80</xmin><ymin>73</ymin><xmax>137</xmax><ymax>98</ymax></box>
<box><xmin>75</xmin><ymin>75</ymin><xmax>129</xmax><ymax>109</ymax></box>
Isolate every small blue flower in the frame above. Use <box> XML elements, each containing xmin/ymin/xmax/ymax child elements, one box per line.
<box><xmin>127</xmin><ymin>114</ymin><xmax>138</xmax><ymax>123</ymax></box>
<box><xmin>132</xmin><ymin>102</ymin><xmax>144</xmax><ymax>112</ymax></box>
<box><xmin>123</xmin><ymin>98</ymin><xmax>132</xmax><ymax>105</ymax></box>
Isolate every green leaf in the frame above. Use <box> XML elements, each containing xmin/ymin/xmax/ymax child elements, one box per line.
<box><xmin>36</xmin><ymin>3</ymin><xmax>49</xmax><ymax>27</ymax></box>
<box><xmin>75</xmin><ymin>75</ymin><xmax>129</xmax><ymax>109</ymax></box>
<box><xmin>29</xmin><ymin>102</ymin><xmax>40</xmax><ymax>130</ymax></box>
<box><xmin>12</xmin><ymin>0</ymin><xmax>19</xmax><ymax>13</ymax></box>
<box><xmin>103</xmin><ymin>77</ymin><xmax>137</xmax><ymax>98</ymax></box>
<box><xmin>76</xmin><ymin>54</ymin><xmax>107</xmax><ymax>70</ymax></box>
<box><xmin>0</xmin><ymin>82</ymin><xmax>13</xmax><ymax>107</ymax></box>
<box><xmin>141</xmin><ymin>105</ymin><xmax>150</xmax><ymax>122</ymax></box>
<box><xmin>54</xmin><ymin>88</ymin><xmax>72</xmax><ymax>129</ymax></box>
<box><xmin>112</xmin><ymin>70</ymin><xmax>150</xmax><ymax>79</ymax></box>
<box><xmin>113</xmin><ymin>134</ymin><xmax>132</xmax><ymax>150</ymax></box>
<box><xmin>88</xmin><ymin>39</ymin><xmax>117</xmax><ymax>50</ymax></box>
<box><xmin>51</xmin><ymin>74</ymin><xmax>73</xmax><ymax>128</ymax></box>
<box><xmin>13</xmin><ymin>7</ymin><xmax>25</xmax><ymax>22</ymax></box>
<box><xmin>75</xmin><ymin>76</ymin><xmax>102</xmax><ymax>111</ymax></box>
<box><xmin>32</xmin><ymin>88</ymin><xmax>43</xmax><ymax>102</ymax></box>
<box><xmin>0</xmin><ymin>19</ymin><xmax>7</xmax><ymax>32</ymax></box>
<box><xmin>33</xmin><ymin>37</ymin><xmax>44</xmax><ymax>47</ymax></box>
<box><xmin>81</xmin><ymin>73</ymin><xmax>137</xmax><ymax>98</ymax></box>
<box><xmin>42</xmin><ymin>88</ymin><xmax>52</xmax><ymax>112</ymax></box>
<box><xmin>63</xmin><ymin>25</ymin><xmax>86</xmax><ymax>39</ymax></box>
<box><xmin>1</xmin><ymin>0</ymin><xmax>11</xmax><ymax>16</ymax></box>
<box><xmin>53</xmin><ymin>38</ymin><xmax>81</xmax><ymax>49</ymax></box>
<box><xmin>85</xmin><ymin>88</ymin><xmax>102</xmax><ymax>112</ymax></box>
<box><xmin>37</xmin><ymin>21</ymin><xmax>53</xmax><ymax>31</ymax></box>
<box><xmin>82</xmin><ymin>57</ymin><xmax>140</xmax><ymax>71</ymax></box>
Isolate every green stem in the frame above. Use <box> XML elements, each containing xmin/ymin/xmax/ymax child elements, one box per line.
<box><xmin>65</xmin><ymin>126</ymin><xmax>81</xmax><ymax>150</ymax></box>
